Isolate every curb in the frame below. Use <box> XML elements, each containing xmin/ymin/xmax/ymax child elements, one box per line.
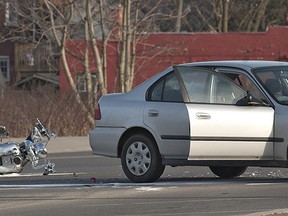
<box><xmin>243</xmin><ymin>209</ymin><xmax>288</xmax><ymax>216</ymax></box>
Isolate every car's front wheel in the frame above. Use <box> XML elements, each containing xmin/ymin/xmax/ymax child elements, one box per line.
<box><xmin>121</xmin><ymin>133</ymin><xmax>165</xmax><ymax>183</ymax></box>
<box><xmin>209</xmin><ymin>166</ymin><xmax>247</xmax><ymax>178</ymax></box>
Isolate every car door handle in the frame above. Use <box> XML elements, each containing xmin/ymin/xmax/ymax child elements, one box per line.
<box><xmin>148</xmin><ymin>110</ymin><xmax>159</xmax><ymax>116</ymax></box>
<box><xmin>196</xmin><ymin>112</ymin><xmax>211</xmax><ymax>119</ymax></box>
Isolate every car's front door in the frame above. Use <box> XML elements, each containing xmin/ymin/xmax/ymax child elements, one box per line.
<box><xmin>174</xmin><ymin>66</ymin><xmax>275</xmax><ymax>161</ymax></box>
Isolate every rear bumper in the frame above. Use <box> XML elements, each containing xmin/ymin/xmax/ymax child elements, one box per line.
<box><xmin>89</xmin><ymin>127</ymin><xmax>126</xmax><ymax>157</ymax></box>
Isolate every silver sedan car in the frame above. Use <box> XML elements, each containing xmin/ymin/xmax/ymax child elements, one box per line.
<box><xmin>89</xmin><ymin>60</ymin><xmax>288</xmax><ymax>183</ymax></box>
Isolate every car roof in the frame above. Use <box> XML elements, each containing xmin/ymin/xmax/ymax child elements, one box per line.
<box><xmin>127</xmin><ymin>60</ymin><xmax>288</xmax><ymax>99</ymax></box>
<box><xmin>178</xmin><ymin>60</ymin><xmax>288</xmax><ymax>69</ymax></box>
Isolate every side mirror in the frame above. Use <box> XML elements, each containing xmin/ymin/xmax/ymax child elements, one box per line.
<box><xmin>236</xmin><ymin>93</ymin><xmax>268</xmax><ymax>106</ymax></box>
<box><xmin>247</xmin><ymin>93</ymin><xmax>269</xmax><ymax>106</ymax></box>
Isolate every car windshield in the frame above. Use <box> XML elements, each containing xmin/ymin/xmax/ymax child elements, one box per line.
<box><xmin>254</xmin><ymin>66</ymin><xmax>288</xmax><ymax>105</ymax></box>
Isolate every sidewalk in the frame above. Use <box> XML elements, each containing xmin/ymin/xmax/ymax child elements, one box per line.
<box><xmin>2</xmin><ymin>136</ymin><xmax>90</xmax><ymax>153</ymax></box>
<box><xmin>48</xmin><ymin>136</ymin><xmax>90</xmax><ymax>153</ymax></box>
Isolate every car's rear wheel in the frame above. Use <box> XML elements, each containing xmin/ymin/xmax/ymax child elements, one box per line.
<box><xmin>209</xmin><ymin>166</ymin><xmax>247</xmax><ymax>178</ymax></box>
<box><xmin>121</xmin><ymin>133</ymin><xmax>165</xmax><ymax>183</ymax></box>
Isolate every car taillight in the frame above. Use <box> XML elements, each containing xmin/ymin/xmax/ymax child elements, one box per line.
<box><xmin>95</xmin><ymin>103</ymin><xmax>101</xmax><ymax>120</ymax></box>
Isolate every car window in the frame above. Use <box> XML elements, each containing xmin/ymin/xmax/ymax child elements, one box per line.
<box><xmin>212</xmin><ymin>76</ymin><xmax>246</xmax><ymax>104</ymax></box>
<box><xmin>177</xmin><ymin>67</ymin><xmax>247</xmax><ymax>105</ymax></box>
<box><xmin>178</xmin><ymin>69</ymin><xmax>210</xmax><ymax>103</ymax></box>
<box><xmin>254</xmin><ymin>67</ymin><xmax>288</xmax><ymax>104</ymax></box>
<box><xmin>220</xmin><ymin>72</ymin><xmax>267</xmax><ymax>102</ymax></box>
<box><xmin>148</xmin><ymin>72</ymin><xmax>183</xmax><ymax>102</ymax></box>
<box><xmin>150</xmin><ymin>79</ymin><xmax>164</xmax><ymax>101</ymax></box>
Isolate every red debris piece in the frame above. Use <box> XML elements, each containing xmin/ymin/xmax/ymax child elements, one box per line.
<box><xmin>90</xmin><ymin>177</ymin><xmax>97</xmax><ymax>182</ymax></box>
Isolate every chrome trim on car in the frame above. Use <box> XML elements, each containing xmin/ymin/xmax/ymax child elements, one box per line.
<box><xmin>162</xmin><ymin>159</ymin><xmax>288</xmax><ymax>167</ymax></box>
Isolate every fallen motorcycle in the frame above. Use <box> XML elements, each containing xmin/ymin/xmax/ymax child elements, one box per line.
<box><xmin>0</xmin><ymin>118</ymin><xmax>56</xmax><ymax>175</ymax></box>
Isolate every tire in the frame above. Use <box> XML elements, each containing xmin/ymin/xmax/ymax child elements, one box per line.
<box><xmin>209</xmin><ymin>166</ymin><xmax>247</xmax><ymax>179</ymax></box>
<box><xmin>121</xmin><ymin>133</ymin><xmax>165</xmax><ymax>183</ymax></box>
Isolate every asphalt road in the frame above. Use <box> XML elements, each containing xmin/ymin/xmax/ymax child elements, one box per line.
<box><xmin>1</xmin><ymin>137</ymin><xmax>288</xmax><ymax>216</ymax></box>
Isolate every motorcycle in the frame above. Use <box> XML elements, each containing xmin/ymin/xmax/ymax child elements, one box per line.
<box><xmin>0</xmin><ymin>118</ymin><xmax>56</xmax><ymax>175</ymax></box>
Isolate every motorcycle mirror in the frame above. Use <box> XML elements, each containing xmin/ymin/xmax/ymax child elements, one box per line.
<box><xmin>50</xmin><ymin>132</ymin><xmax>57</xmax><ymax>139</ymax></box>
<box><xmin>0</xmin><ymin>126</ymin><xmax>9</xmax><ymax>143</ymax></box>
<box><xmin>0</xmin><ymin>126</ymin><xmax>8</xmax><ymax>136</ymax></box>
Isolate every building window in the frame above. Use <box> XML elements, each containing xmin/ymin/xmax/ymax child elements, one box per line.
<box><xmin>0</xmin><ymin>56</ymin><xmax>9</xmax><ymax>81</ymax></box>
<box><xmin>4</xmin><ymin>2</ymin><xmax>18</xmax><ymax>26</ymax></box>
<box><xmin>76</xmin><ymin>73</ymin><xmax>97</xmax><ymax>93</ymax></box>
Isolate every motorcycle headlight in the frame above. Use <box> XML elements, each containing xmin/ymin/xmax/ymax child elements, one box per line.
<box><xmin>33</xmin><ymin>143</ymin><xmax>48</xmax><ymax>159</ymax></box>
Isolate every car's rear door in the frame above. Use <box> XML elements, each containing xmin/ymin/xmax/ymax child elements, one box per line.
<box><xmin>144</xmin><ymin>71</ymin><xmax>190</xmax><ymax>159</ymax></box>
<box><xmin>174</xmin><ymin>66</ymin><xmax>275</xmax><ymax>161</ymax></box>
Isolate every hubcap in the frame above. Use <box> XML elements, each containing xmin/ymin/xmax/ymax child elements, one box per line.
<box><xmin>126</xmin><ymin>141</ymin><xmax>151</xmax><ymax>176</ymax></box>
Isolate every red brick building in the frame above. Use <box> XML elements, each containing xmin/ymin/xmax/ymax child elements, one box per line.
<box><xmin>61</xmin><ymin>26</ymin><xmax>288</xmax><ymax>93</ymax></box>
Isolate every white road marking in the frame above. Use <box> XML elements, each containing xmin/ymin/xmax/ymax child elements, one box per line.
<box><xmin>0</xmin><ymin>184</ymin><xmax>94</xmax><ymax>188</ymax></box>
<box><xmin>246</xmin><ymin>182</ymin><xmax>283</xmax><ymax>186</ymax></box>
<box><xmin>0</xmin><ymin>172</ymin><xmax>286</xmax><ymax>189</ymax></box>
<box><xmin>0</xmin><ymin>179</ymin><xmax>285</xmax><ymax>189</ymax></box>
<box><xmin>136</xmin><ymin>187</ymin><xmax>163</xmax><ymax>191</ymax></box>
<box><xmin>0</xmin><ymin>172</ymin><xmax>86</xmax><ymax>178</ymax></box>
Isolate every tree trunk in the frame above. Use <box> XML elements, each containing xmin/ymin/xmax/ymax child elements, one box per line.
<box><xmin>129</xmin><ymin>0</ymin><xmax>139</xmax><ymax>90</ymax></box>
<box><xmin>124</xmin><ymin>0</ymin><xmax>131</xmax><ymax>92</ymax></box>
<box><xmin>118</xmin><ymin>3</ymin><xmax>126</xmax><ymax>93</ymax></box>
<box><xmin>84</xmin><ymin>15</ymin><xmax>93</xmax><ymax>113</ymax></box>
<box><xmin>223</xmin><ymin>0</ymin><xmax>229</xmax><ymax>33</ymax></box>
<box><xmin>253</xmin><ymin>0</ymin><xmax>270</xmax><ymax>32</ymax></box>
<box><xmin>99</xmin><ymin>0</ymin><xmax>108</xmax><ymax>88</ymax></box>
<box><xmin>176</xmin><ymin>0</ymin><xmax>183</xmax><ymax>32</ymax></box>
<box><xmin>86</xmin><ymin>0</ymin><xmax>107</xmax><ymax>96</ymax></box>
<box><xmin>45</xmin><ymin>0</ymin><xmax>95</xmax><ymax>127</ymax></box>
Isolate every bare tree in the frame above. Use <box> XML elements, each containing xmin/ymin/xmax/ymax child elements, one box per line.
<box><xmin>1</xmin><ymin>0</ymin><xmax>287</xmax><ymax>95</ymax></box>
<box><xmin>223</xmin><ymin>0</ymin><xmax>229</xmax><ymax>32</ymax></box>
<box><xmin>144</xmin><ymin>0</ymin><xmax>286</xmax><ymax>33</ymax></box>
<box><xmin>252</xmin><ymin>0</ymin><xmax>271</xmax><ymax>32</ymax></box>
<box><xmin>0</xmin><ymin>0</ymin><xmax>96</xmax><ymax>126</ymax></box>
<box><xmin>117</xmin><ymin>0</ymin><xmax>167</xmax><ymax>92</ymax></box>
<box><xmin>0</xmin><ymin>0</ymin><xmax>173</xmax><ymax>124</ymax></box>
<box><xmin>175</xmin><ymin>0</ymin><xmax>183</xmax><ymax>32</ymax></box>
